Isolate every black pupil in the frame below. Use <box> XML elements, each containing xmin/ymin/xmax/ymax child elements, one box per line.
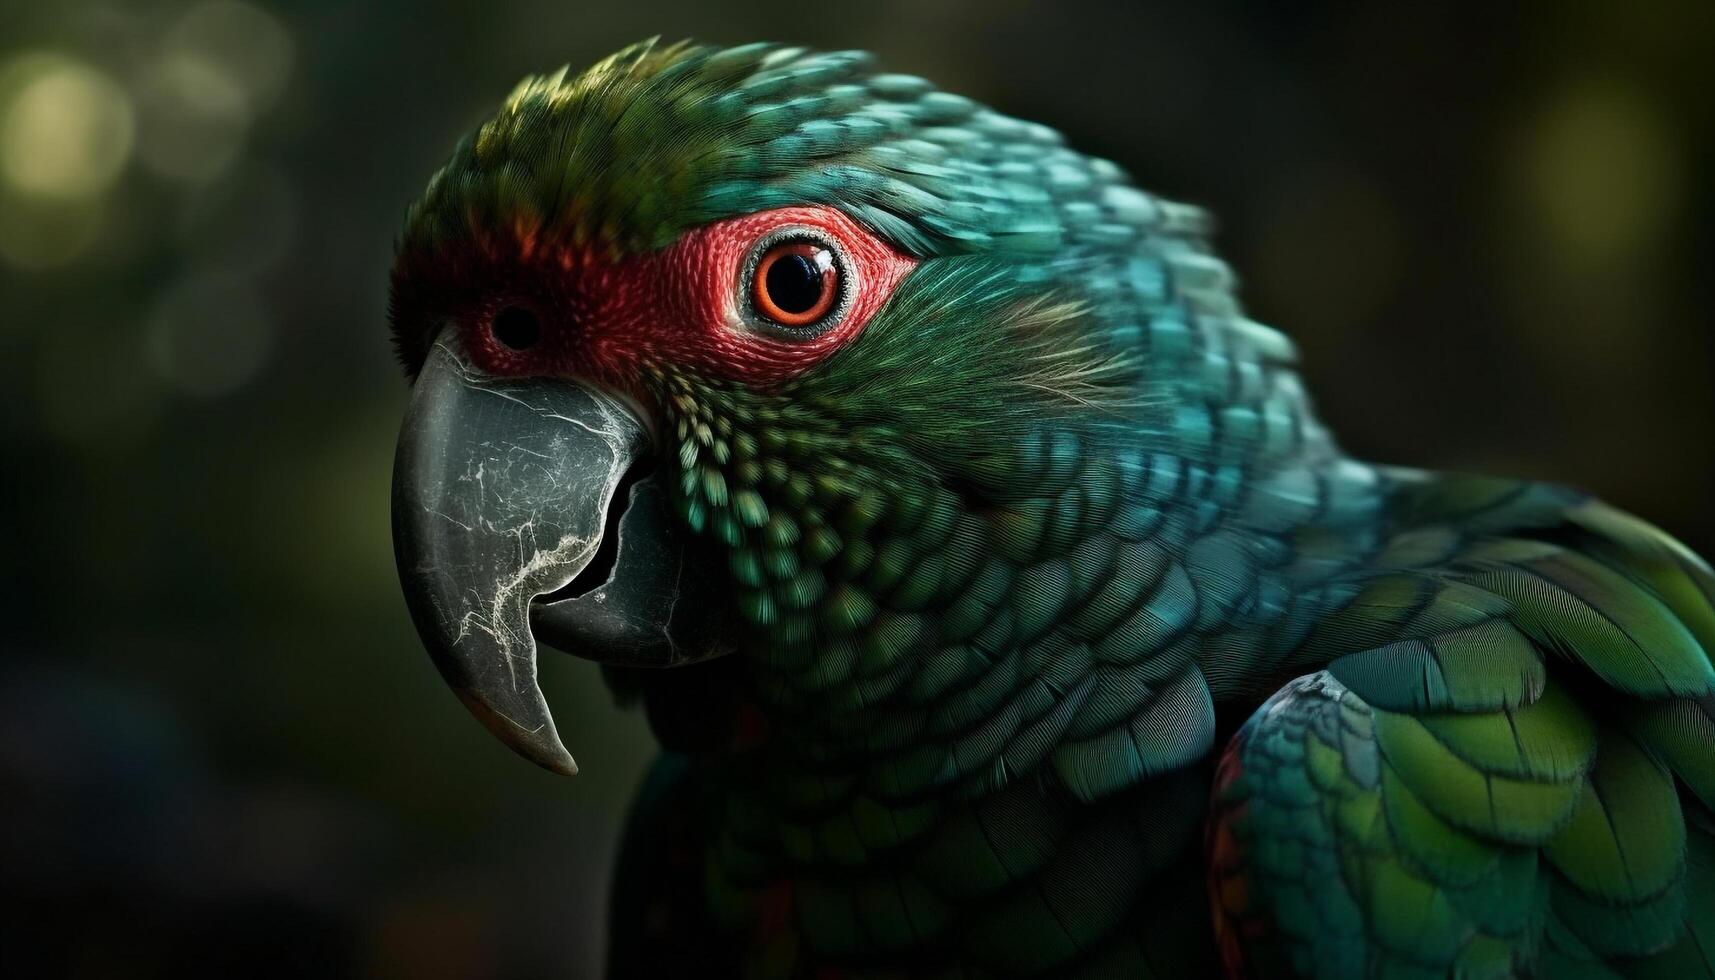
<box><xmin>492</xmin><ymin>306</ymin><xmax>540</xmax><ymax>350</ymax></box>
<box><xmin>765</xmin><ymin>251</ymin><xmax>827</xmax><ymax>315</ymax></box>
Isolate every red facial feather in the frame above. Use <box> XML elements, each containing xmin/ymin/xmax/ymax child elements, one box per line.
<box><xmin>456</xmin><ymin>206</ymin><xmax>917</xmax><ymax>393</ymax></box>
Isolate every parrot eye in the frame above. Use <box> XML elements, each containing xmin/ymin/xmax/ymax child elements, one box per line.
<box><xmin>755</xmin><ymin>243</ymin><xmax>836</xmax><ymax>322</ymax></box>
<box><xmin>744</xmin><ymin>230</ymin><xmax>850</xmax><ymax>336</ymax></box>
<box><xmin>491</xmin><ymin>305</ymin><xmax>541</xmax><ymax>351</ymax></box>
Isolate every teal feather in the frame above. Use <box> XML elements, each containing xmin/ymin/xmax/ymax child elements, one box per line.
<box><xmin>391</xmin><ymin>40</ymin><xmax>1715</xmax><ymax>979</ymax></box>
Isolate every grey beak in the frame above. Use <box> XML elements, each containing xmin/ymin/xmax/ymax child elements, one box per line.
<box><xmin>391</xmin><ymin>339</ymin><xmax>730</xmax><ymax>775</ymax></box>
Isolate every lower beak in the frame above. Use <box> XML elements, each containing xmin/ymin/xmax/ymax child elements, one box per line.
<box><xmin>391</xmin><ymin>339</ymin><xmax>729</xmax><ymax>775</ymax></box>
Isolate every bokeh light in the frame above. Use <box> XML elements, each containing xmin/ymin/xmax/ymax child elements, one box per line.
<box><xmin>136</xmin><ymin>1</ymin><xmax>294</xmax><ymax>183</ymax></box>
<box><xmin>1521</xmin><ymin>80</ymin><xmax>1682</xmax><ymax>268</ymax></box>
<box><xmin>0</xmin><ymin>52</ymin><xmax>135</xmax><ymax>201</ymax></box>
<box><xmin>165</xmin><ymin>0</ymin><xmax>294</xmax><ymax>114</ymax></box>
<box><xmin>0</xmin><ymin>52</ymin><xmax>133</xmax><ymax>269</ymax></box>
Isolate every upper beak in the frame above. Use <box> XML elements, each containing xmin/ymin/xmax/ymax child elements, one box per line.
<box><xmin>391</xmin><ymin>338</ymin><xmax>730</xmax><ymax>775</ymax></box>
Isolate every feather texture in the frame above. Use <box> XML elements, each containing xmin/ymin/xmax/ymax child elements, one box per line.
<box><xmin>390</xmin><ymin>41</ymin><xmax>1715</xmax><ymax>980</ymax></box>
<box><xmin>1211</xmin><ymin>477</ymin><xmax>1715</xmax><ymax>979</ymax></box>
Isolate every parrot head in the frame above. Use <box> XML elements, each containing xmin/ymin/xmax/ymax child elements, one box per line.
<box><xmin>389</xmin><ymin>40</ymin><xmax>1296</xmax><ymax>774</ymax></box>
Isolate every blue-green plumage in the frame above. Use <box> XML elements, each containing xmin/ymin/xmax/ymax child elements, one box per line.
<box><xmin>388</xmin><ymin>39</ymin><xmax>1715</xmax><ymax>979</ymax></box>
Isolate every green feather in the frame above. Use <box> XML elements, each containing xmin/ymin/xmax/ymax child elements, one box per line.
<box><xmin>392</xmin><ymin>39</ymin><xmax>1715</xmax><ymax>979</ymax></box>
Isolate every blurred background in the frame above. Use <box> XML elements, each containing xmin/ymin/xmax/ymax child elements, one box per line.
<box><xmin>1</xmin><ymin>1</ymin><xmax>1710</xmax><ymax>976</ymax></box>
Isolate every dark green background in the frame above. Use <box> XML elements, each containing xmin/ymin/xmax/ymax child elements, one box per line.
<box><xmin>3</xmin><ymin>2</ymin><xmax>1711</xmax><ymax>976</ymax></box>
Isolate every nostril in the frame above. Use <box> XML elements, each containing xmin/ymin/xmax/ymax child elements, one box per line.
<box><xmin>492</xmin><ymin>305</ymin><xmax>541</xmax><ymax>350</ymax></box>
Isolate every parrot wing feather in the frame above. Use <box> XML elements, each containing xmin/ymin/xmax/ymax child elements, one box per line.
<box><xmin>1209</xmin><ymin>474</ymin><xmax>1715</xmax><ymax>978</ymax></box>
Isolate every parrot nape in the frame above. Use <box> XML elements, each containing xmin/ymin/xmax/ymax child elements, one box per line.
<box><xmin>386</xmin><ymin>40</ymin><xmax>1715</xmax><ymax>979</ymax></box>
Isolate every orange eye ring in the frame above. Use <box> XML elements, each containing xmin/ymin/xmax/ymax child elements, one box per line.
<box><xmin>752</xmin><ymin>240</ymin><xmax>840</xmax><ymax>327</ymax></box>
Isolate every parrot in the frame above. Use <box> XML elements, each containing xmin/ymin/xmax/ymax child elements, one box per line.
<box><xmin>385</xmin><ymin>39</ymin><xmax>1715</xmax><ymax>979</ymax></box>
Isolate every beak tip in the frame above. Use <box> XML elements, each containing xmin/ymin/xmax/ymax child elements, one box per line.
<box><xmin>524</xmin><ymin>744</ymin><xmax>580</xmax><ymax>776</ymax></box>
<box><xmin>529</xmin><ymin>745</ymin><xmax>580</xmax><ymax>777</ymax></box>
<box><xmin>455</xmin><ymin>687</ymin><xmax>580</xmax><ymax>777</ymax></box>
